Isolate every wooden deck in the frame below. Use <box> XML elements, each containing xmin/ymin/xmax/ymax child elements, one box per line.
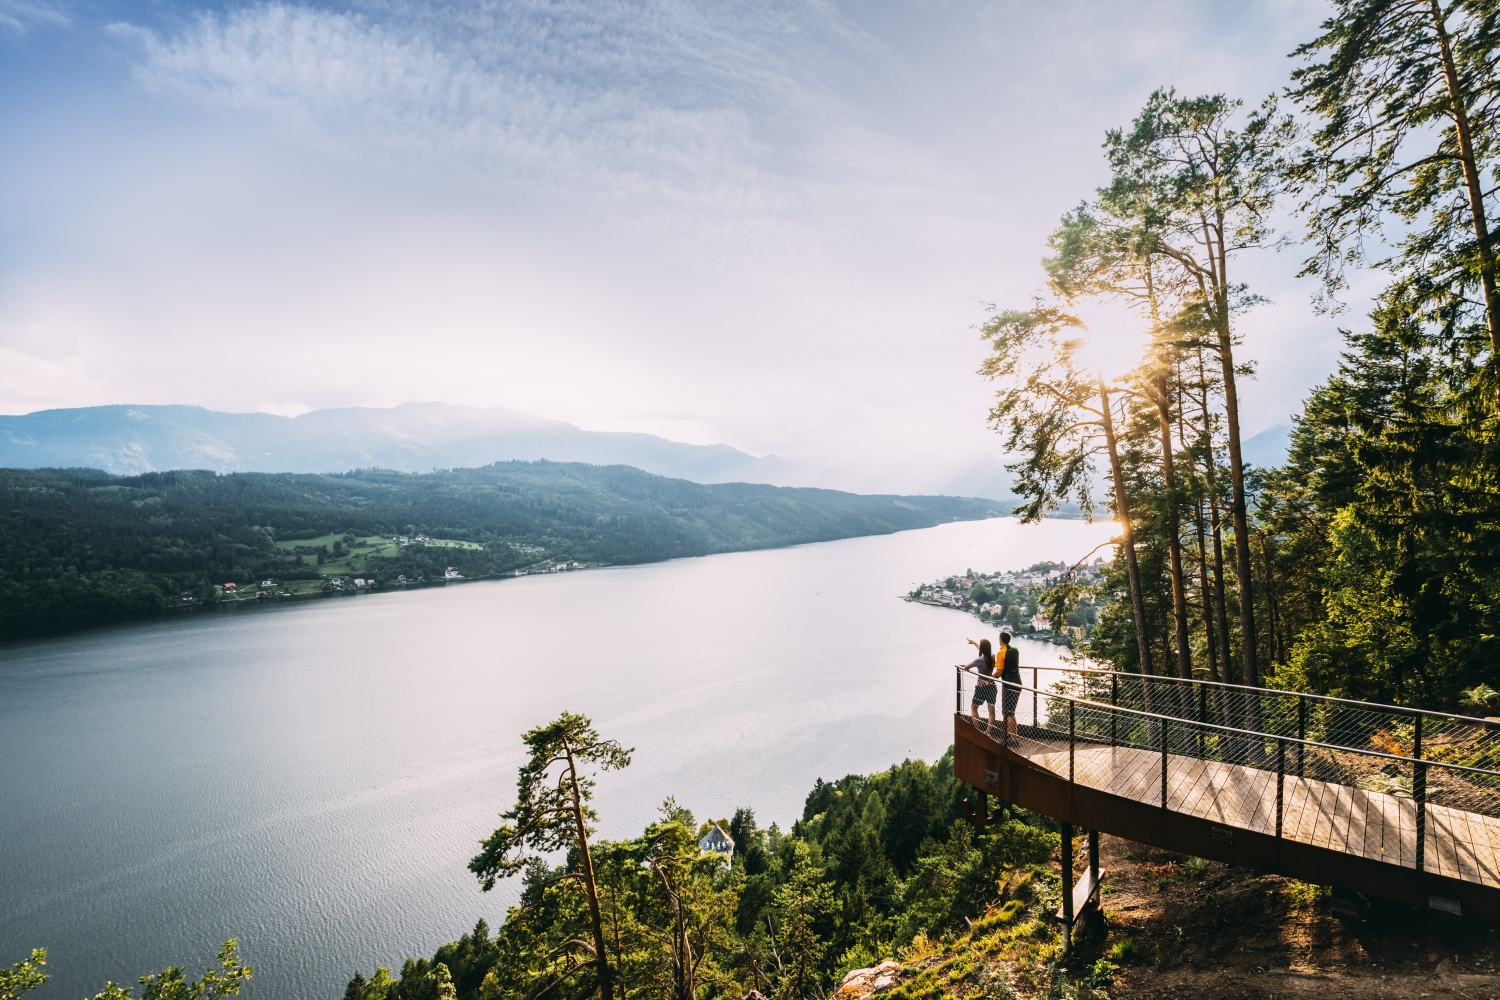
<box><xmin>1017</xmin><ymin>737</ymin><xmax>1500</xmax><ymax>889</ymax></box>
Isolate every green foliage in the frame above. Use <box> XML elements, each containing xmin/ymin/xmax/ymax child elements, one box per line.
<box><xmin>348</xmin><ymin>739</ymin><xmax>1059</xmax><ymax>1000</ymax></box>
<box><xmin>1267</xmin><ymin>301</ymin><xmax>1500</xmax><ymax>706</ymax></box>
<box><xmin>0</xmin><ymin>949</ymin><xmax>46</xmax><ymax>1000</ymax></box>
<box><xmin>469</xmin><ymin>713</ymin><xmax>632</xmax><ymax>1000</ymax></box>
<box><xmin>1286</xmin><ymin>0</ymin><xmax>1500</xmax><ymax>337</ymax></box>
<box><xmin>84</xmin><ymin>941</ymin><xmax>250</xmax><ymax>1000</ymax></box>
<box><xmin>470</xmin><ymin>713</ymin><xmax>632</xmax><ymax>890</ymax></box>
<box><xmin>1462</xmin><ymin>683</ymin><xmax>1500</xmax><ymax>709</ymax></box>
<box><xmin>1085</xmin><ymin>959</ymin><xmax>1116</xmax><ymax>989</ymax></box>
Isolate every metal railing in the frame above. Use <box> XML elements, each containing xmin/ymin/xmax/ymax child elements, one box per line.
<box><xmin>957</xmin><ymin>665</ymin><xmax>1500</xmax><ymax>887</ymax></box>
<box><xmin>987</xmin><ymin>663</ymin><xmax>1500</xmax><ymax>774</ymax></box>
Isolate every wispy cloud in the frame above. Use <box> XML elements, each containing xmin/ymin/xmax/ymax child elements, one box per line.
<box><xmin>0</xmin><ymin>0</ymin><xmax>66</xmax><ymax>36</ymax></box>
<box><xmin>114</xmin><ymin>1</ymin><xmax>940</xmax><ymax>229</ymax></box>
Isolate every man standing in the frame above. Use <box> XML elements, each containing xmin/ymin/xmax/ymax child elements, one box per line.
<box><xmin>999</xmin><ymin>631</ymin><xmax>1022</xmax><ymax>747</ymax></box>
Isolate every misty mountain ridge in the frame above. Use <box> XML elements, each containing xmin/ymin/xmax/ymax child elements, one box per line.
<box><xmin>0</xmin><ymin>402</ymin><xmax>803</xmax><ymax>486</ymax></box>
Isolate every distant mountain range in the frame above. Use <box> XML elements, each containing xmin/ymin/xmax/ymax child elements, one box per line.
<box><xmin>1241</xmin><ymin>423</ymin><xmax>1291</xmax><ymax>469</ymax></box>
<box><xmin>0</xmin><ymin>403</ymin><xmax>1291</xmax><ymax>500</ymax></box>
<box><xmin>0</xmin><ymin>402</ymin><xmax>797</xmax><ymax>484</ymax></box>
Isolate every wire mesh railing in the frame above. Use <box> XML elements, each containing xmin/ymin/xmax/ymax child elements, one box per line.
<box><xmin>955</xmin><ymin>665</ymin><xmax>1500</xmax><ymax>888</ymax></box>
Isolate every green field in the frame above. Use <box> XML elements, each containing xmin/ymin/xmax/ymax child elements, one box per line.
<box><xmin>272</xmin><ymin>533</ymin><xmax>484</xmax><ymax>577</ymax></box>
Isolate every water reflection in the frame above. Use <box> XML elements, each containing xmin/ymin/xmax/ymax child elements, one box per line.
<box><xmin>0</xmin><ymin>517</ymin><xmax>1111</xmax><ymax>1000</ymax></box>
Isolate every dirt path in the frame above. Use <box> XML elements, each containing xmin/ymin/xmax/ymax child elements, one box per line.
<box><xmin>1085</xmin><ymin>834</ymin><xmax>1500</xmax><ymax>998</ymax></box>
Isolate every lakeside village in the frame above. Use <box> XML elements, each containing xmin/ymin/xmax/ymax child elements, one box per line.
<box><xmin>905</xmin><ymin>559</ymin><xmax>1108</xmax><ymax>648</ymax></box>
<box><xmin>204</xmin><ymin>533</ymin><xmax>587</xmax><ymax>603</ymax></box>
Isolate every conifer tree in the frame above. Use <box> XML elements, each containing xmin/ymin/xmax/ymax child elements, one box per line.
<box><xmin>1099</xmin><ymin>90</ymin><xmax>1289</xmax><ymax>687</ymax></box>
<box><xmin>1288</xmin><ymin>0</ymin><xmax>1500</xmax><ymax>348</ymax></box>
<box><xmin>470</xmin><ymin>713</ymin><xmax>632</xmax><ymax>1000</ymax></box>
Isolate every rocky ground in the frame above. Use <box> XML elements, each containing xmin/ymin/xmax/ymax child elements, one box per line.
<box><xmin>833</xmin><ymin>833</ymin><xmax>1500</xmax><ymax>1000</ymax></box>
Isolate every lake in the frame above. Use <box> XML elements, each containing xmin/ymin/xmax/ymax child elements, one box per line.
<box><xmin>0</xmin><ymin>516</ymin><xmax>1112</xmax><ymax>1000</ymax></box>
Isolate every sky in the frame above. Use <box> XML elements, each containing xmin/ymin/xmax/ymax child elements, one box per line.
<box><xmin>0</xmin><ymin>0</ymin><xmax>1360</xmax><ymax>496</ymax></box>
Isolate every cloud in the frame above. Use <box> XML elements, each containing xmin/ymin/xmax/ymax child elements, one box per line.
<box><xmin>114</xmin><ymin>1</ymin><xmax>939</xmax><ymax>227</ymax></box>
<box><xmin>1</xmin><ymin>0</ymin><xmax>1349</xmax><ymax>494</ymax></box>
<box><xmin>0</xmin><ymin>0</ymin><xmax>66</xmax><ymax>36</ymax></box>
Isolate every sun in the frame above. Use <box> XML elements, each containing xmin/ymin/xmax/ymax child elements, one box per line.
<box><xmin>1068</xmin><ymin>298</ymin><xmax>1153</xmax><ymax>382</ymax></box>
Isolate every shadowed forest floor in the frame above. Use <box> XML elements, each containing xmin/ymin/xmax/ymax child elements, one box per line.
<box><xmin>853</xmin><ymin>832</ymin><xmax>1500</xmax><ymax>1000</ymax></box>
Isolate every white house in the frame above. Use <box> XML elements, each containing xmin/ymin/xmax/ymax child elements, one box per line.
<box><xmin>699</xmin><ymin>823</ymin><xmax>734</xmax><ymax>860</ymax></box>
<box><xmin>444</xmin><ymin>567</ymin><xmax>463</xmax><ymax>580</ymax></box>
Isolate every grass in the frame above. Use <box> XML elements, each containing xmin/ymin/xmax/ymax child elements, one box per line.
<box><xmin>270</xmin><ymin>534</ymin><xmax>485</xmax><ymax>577</ymax></box>
<box><xmin>1284</xmin><ymin>880</ymin><xmax>1329</xmax><ymax>910</ymax></box>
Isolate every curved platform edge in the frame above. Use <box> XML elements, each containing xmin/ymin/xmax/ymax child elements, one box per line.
<box><xmin>954</xmin><ymin>714</ymin><xmax>1500</xmax><ymax>921</ymax></box>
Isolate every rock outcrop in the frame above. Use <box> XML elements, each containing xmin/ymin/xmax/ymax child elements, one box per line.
<box><xmin>832</xmin><ymin>960</ymin><xmax>901</xmax><ymax>1000</ymax></box>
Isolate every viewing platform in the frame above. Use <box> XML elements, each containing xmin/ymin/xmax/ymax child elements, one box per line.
<box><xmin>952</xmin><ymin>665</ymin><xmax>1500</xmax><ymax>945</ymax></box>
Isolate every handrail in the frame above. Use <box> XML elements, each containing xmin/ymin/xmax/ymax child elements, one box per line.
<box><xmin>957</xmin><ymin>666</ymin><xmax>1500</xmax><ymax>780</ymax></box>
<box><xmin>1019</xmin><ymin>662</ymin><xmax>1495</xmax><ymax>728</ymax></box>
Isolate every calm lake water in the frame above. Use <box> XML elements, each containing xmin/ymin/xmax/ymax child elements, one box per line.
<box><xmin>0</xmin><ymin>516</ymin><xmax>1112</xmax><ymax>1000</ymax></box>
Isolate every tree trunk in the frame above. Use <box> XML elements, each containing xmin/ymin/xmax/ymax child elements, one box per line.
<box><xmin>1259</xmin><ymin>530</ymin><xmax>1282</xmax><ymax>666</ymax></box>
<box><xmin>1195</xmin><ymin>354</ymin><xmax>1235</xmax><ymax>684</ymax></box>
<box><xmin>1155</xmin><ymin>374</ymin><xmax>1193</xmax><ymax>679</ymax></box>
<box><xmin>564</xmin><ymin>740</ymin><xmax>615</xmax><ymax>1000</ymax></box>
<box><xmin>1100</xmin><ymin>376</ymin><xmax>1154</xmax><ymax>676</ymax></box>
<box><xmin>1205</xmin><ymin>459</ymin><xmax>1236</xmax><ymax>684</ymax></box>
<box><xmin>1178</xmin><ymin>375</ymin><xmax>1222</xmax><ymax>687</ymax></box>
<box><xmin>1429</xmin><ymin>0</ymin><xmax>1500</xmax><ymax>350</ymax></box>
<box><xmin>1194</xmin><ymin>499</ymin><xmax>1221</xmax><ymax>684</ymax></box>
<box><xmin>1213</xmin><ymin>292</ymin><xmax>1260</xmax><ymax>689</ymax></box>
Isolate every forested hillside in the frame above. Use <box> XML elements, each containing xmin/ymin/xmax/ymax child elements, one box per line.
<box><xmin>338</xmin><ymin>714</ymin><xmax>1062</xmax><ymax>1000</ymax></box>
<box><xmin>0</xmin><ymin>462</ymin><xmax>1002</xmax><ymax>638</ymax></box>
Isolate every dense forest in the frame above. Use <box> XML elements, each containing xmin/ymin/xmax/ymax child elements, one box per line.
<box><xmin>337</xmin><ymin>714</ymin><xmax>1061</xmax><ymax>1000</ymax></box>
<box><xmin>0</xmin><ymin>462</ymin><xmax>1002</xmax><ymax>638</ymax></box>
<box><xmin>986</xmin><ymin>0</ymin><xmax>1500</xmax><ymax>713</ymax></box>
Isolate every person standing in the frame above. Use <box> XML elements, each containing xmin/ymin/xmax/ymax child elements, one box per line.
<box><xmin>966</xmin><ymin>638</ymin><xmax>997</xmax><ymax>734</ymax></box>
<box><xmin>999</xmin><ymin>631</ymin><xmax>1022</xmax><ymax>746</ymax></box>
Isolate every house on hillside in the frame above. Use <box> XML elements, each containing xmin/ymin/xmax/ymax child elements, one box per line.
<box><xmin>445</xmin><ymin>567</ymin><xmax>463</xmax><ymax>580</ymax></box>
<box><xmin>699</xmin><ymin>823</ymin><xmax>734</xmax><ymax>861</ymax></box>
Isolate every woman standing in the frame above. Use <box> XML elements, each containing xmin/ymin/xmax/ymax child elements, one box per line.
<box><xmin>966</xmin><ymin>638</ymin><xmax>997</xmax><ymax>734</ymax></box>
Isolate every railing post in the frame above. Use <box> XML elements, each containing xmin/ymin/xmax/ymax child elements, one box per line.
<box><xmin>1033</xmin><ymin>667</ymin><xmax>1039</xmax><ymax>730</ymax></box>
<box><xmin>1197</xmin><ymin>683</ymin><xmax>1207</xmax><ymax>757</ymax></box>
<box><xmin>1414</xmin><ymin>713</ymin><xmax>1427</xmax><ymax>872</ymax></box>
<box><xmin>1296</xmin><ymin>695</ymin><xmax>1306</xmax><ymax>778</ymax></box>
<box><xmin>1068</xmin><ymin>699</ymin><xmax>1076</xmax><ymax>784</ymax></box>
<box><xmin>1110</xmin><ymin>672</ymin><xmax>1118</xmax><ymax>747</ymax></box>
<box><xmin>956</xmin><ymin>666</ymin><xmax>962</xmax><ymax>714</ymax></box>
<box><xmin>1160</xmin><ymin>717</ymin><xmax>1169</xmax><ymax>809</ymax></box>
<box><xmin>1276</xmin><ymin>737</ymin><xmax>1285</xmax><ymax>840</ymax></box>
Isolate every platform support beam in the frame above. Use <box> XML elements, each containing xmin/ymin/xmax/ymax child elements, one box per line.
<box><xmin>1060</xmin><ymin>821</ymin><xmax>1074</xmax><ymax>958</ymax></box>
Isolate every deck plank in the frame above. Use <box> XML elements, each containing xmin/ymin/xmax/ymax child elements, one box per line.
<box><xmin>1004</xmin><ymin>732</ymin><xmax>1500</xmax><ymax>889</ymax></box>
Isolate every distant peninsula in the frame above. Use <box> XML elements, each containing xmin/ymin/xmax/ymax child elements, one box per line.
<box><xmin>0</xmin><ymin>461</ymin><xmax>1007</xmax><ymax>638</ymax></box>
